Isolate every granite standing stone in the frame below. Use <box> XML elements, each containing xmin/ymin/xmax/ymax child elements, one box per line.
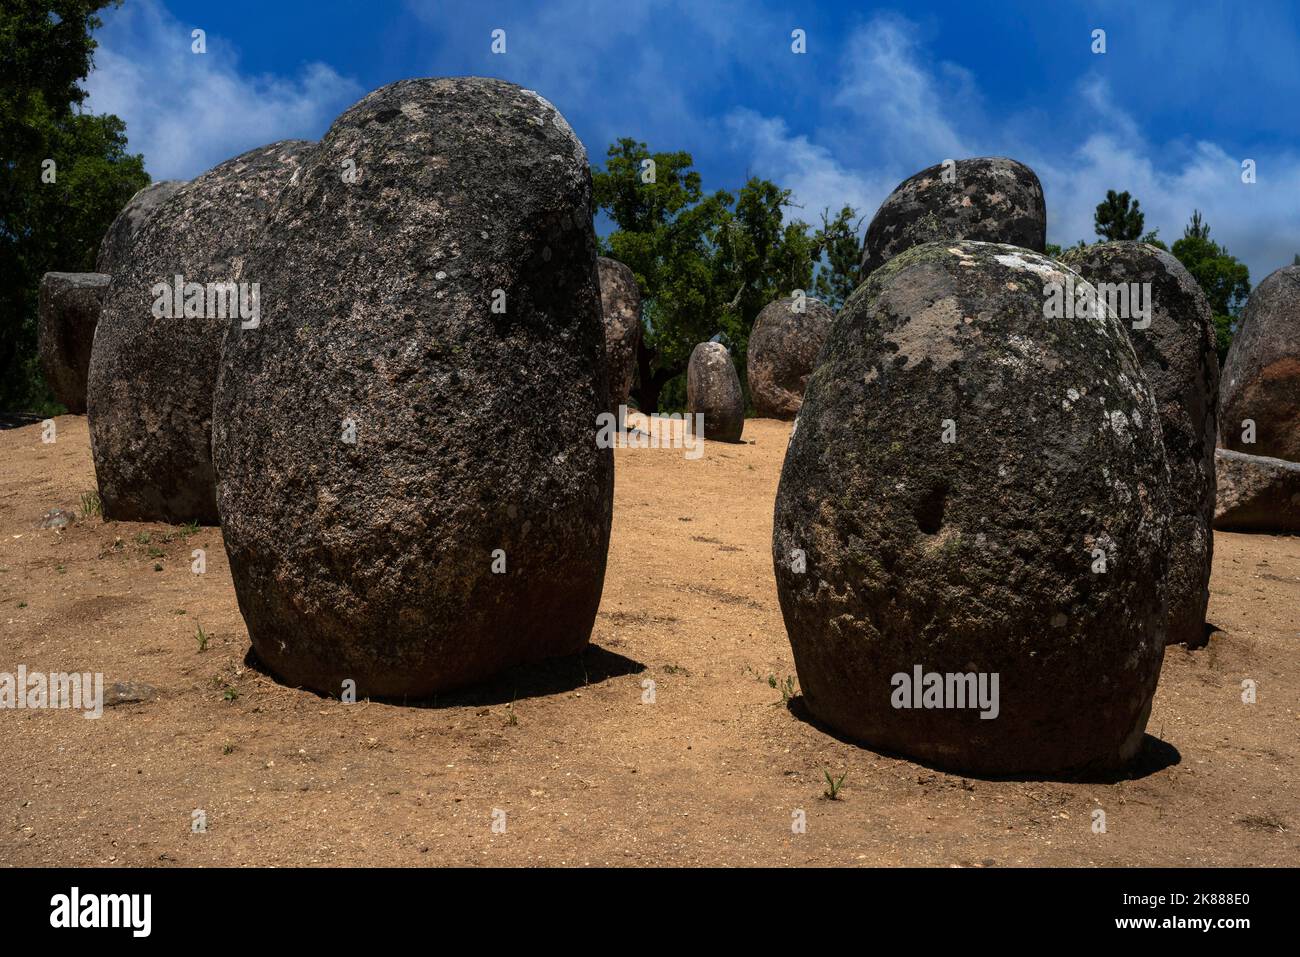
<box><xmin>213</xmin><ymin>78</ymin><xmax>613</xmax><ymax>698</ymax></box>
<box><xmin>774</xmin><ymin>241</ymin><xmax>1172</xmax><ymax>776</ymax></box>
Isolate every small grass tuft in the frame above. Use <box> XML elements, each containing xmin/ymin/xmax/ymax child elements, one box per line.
<box><xmin>79</xmin><ymin>491</ymin><xmax>102</xmax><ymax>518</ymax></box>
<box><xmin>195</xmin><ymin>624</ymin><xmax>210</xmax><ymax>652</ymax></box>
<box><xmin>822</xmin><ymin>769</ymin><xmax>848</xmax><ymax>801</ymax></box>
<box><xmin>768</xmin><ymin>673</ymin><xmax>796</xmax><ymax>705</ymax></box>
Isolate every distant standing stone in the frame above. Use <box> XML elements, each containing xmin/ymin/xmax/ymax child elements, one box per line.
<box><xmin>687</xmin><ymin>341</ymin><xmax>744</xmax><ymax>442</ymax></box>
<box><xmin>1214</xmin><ymin>449</ymin><xmax>1300</xmax><ymax>533</ymax></box>
<box><xmin>597</xmin><ymin>257</ymin><xmax>642</xmax><ymax>411</ymax></box>
<box><xmin>38</xmin><ymin>272</ymin><xmax>109</xmax><ymax>414</ymax></box>
<box><xmin>860</xmin><ymin>157</ymin><xmax>1046</xmax><ymax>277</ymax></box>
<box><xmin>747</xmin><ymin>295</ymin><xmax>835</xmax><ymax>419</ymax></box>
<box><xmin>1219</xmin><ymin>264</ymin><xmax>1300</xmax><ymax>462</ymax></box>
<box><xmin>1061</xmin><ymin>241</ymin><xmax>1219</xmax><ymax>647</ymax></box>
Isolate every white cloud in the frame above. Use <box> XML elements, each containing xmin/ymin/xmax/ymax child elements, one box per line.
<box><xmin>831</xmin><ymin>16</ymin><xmax>974</xmax><ymax>164</ymax></box>
<box><xmin>731</xmin><ymin>14</ymin><xmax>1300</xmax><ymax>285</ymax></box>
<box><xmin>83</xmin><ymin>0</ymin><xmax>362</xmax><ymax>180</ymax></box>
<box><xmin>724</xmin><ymin>109</ymin><xmax>890</xmax><ymax>225</ymax></box>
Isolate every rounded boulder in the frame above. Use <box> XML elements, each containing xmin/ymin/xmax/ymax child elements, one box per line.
<box><xmin>860</xmin><ymin>157</ymin><xmax>1046</xmax><ymax>277</ymax></box>
<box><xmin>747</xmin><ymin>295</ymin><xmax>835</xmax><ymax>419</ymax></box>
<box><xmin>687</xmin><ymin>341</ymin><xmax>744</xmax><ymax>442</ymax></box>
<box><xmin>212</xmin><ymin>78</ymin><xmax>613</xmax><ymax>698</ymax></box>
<box><xmin>1061</xmin><ymin>241</ymin><xmax>1219</xmax><ymax>647</ymax></box>
<box><xmin>773</xmin><ymin>240</ymin><xmax>1171</xmax><ymax>776</ymax></box>
<box><xmin>1219</xmin><ymin>264</ymin><xmax>1300</xmax><ymax>461</ymax></box>
<box><xmin>87</xmin><ymin>141</ymin><xmax>311</xmax><ymax>524</ymax></box>
<box><xmin>95</xmin><ymin>179</ymin><xmax>186</xmax><ymax>277</ymax></box>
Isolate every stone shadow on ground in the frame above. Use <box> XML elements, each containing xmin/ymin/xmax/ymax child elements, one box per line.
<box><xmin>244</xmin><ymin>642</ymin><xmax>645</xmax><ymax>709</ymax></box>
<box><xmin>0</xmin><ymin>412</ymin><xmax>49</xmax><ymax>431</ymax></box>
<box><xmin>785</xmin><ymin>694</ymin><xmax>1181</xmax><ymax>784</ymax></box>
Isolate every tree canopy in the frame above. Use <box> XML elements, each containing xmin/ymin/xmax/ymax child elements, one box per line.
<box><xmin>1</xmin><ymin>0</ymin><xmax>149</xmax><ymax>413</ymax></box>
<box><xmin>592</xmin><ymin>138</ymin><xmax>859</xmax><ymax>412</ymax></box>
<box><xmin>1170</xmin><ymin>210</ymin><xmax>1250</xmax><ymax>364</ymax></box>
<box><xmin>1094</xmin><ymin>189</ymin><xmax>1145</xmax><ymax>241</ymax></box>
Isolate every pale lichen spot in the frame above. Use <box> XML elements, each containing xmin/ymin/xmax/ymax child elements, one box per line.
<box><xmin>993</xmin><ymin>251</ymin><xmax>1061</xmax><ymax>280</ymax></box>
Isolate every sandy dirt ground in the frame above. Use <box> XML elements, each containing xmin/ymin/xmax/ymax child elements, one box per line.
<box><xmin>0</xmin><ymin>414</ymin><xmax>1296</xmax><ymax>867</ymax></box>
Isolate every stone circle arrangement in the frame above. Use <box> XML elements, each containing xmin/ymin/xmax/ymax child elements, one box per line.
<box><xmin>36</xmin><ymin>75</ymin><xmax>1300</xmax><ymax>777</ymax></box>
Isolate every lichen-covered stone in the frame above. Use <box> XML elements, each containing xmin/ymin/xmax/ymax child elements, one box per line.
<box><xmin>687</xmin><ymin>341</ymin><xmax>744</xmax><ymax>442</ymax></box>
<box><xmin>95</xmin><ymin>180</ymin><xmax>186</xmax><ymax>276</ymax></box>
<box><xmin>747</xmin><ymin>295</ymin><xmax>835</xmax><ymax>419</ymax></box>
<box><xmin>1219</xmin><ymin>265</ymin><xmax>1300</xmax><ymax>461</ymax></box>
<box><xmin>597</xmin><ymin>257</ymin><xmax>641</xmax><ymax>410</ymax></box>
<box><xmin>213</xmin><ymin>78</ymin><xmax>612</xmax><ymax>698</ymax></box>
<box><xmin>1061</xmin><ymin>242</ymin><xmax>1219</xmax><ymax>647</ymax></box>
<box><xmin>1214</xmin><ymin>449</ymin><xmax>1300</xmax><ymax>533</ymax></box>
<box><xmin>773</xmin><ymin>240</ymin><xmax>1172</xmax><ymax>776</ymax></box>
<box><xmin>860</xmin><ymin>157</ymin><xmax>1046</xmax><ymax>277</ymax></box>
<box><xmin>38</xmin><ymin>272</ymin><xmax>109</xmax><ymax>414</ymax></box>
<box><xmin>87</xmin><ymin>141</ymin><xmax>311</xmax><ymax>524</ymax></box>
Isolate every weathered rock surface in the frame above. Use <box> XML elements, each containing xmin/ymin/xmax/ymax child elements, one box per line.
<box><xmin>860</xmin><ymin>157</ymin><xmax>1046</xmax><ymax>277</ymax></box>
<box><xmin>1214</xmin><ymin>449</ymin><xmax>1300</xmax><ymax>533</ymax></box>
<box><xmin>95</xmin><ymin>180</ymin><xmax>186</xmax><ymax>276</ymax></box>
<box><xmin>1219</xmin><ymin>264</ymin><xmax>1300</xmax><ymax>461</ymax></box>
<box><xmin>87</xmin><ymin>141</ymin><xmax>311</xmax><ymax>524</ymax></box>
<box><xmin>747</xmin><ymin>295</ymin><xmax>835</xmax><ymax>419</ymax></box>
<box><xmin>687</xmin><ymin>341</ymin><xmax>744</xmax><ymax>442</ymax></box>
<box><xmin>773</xmin><ymin>241</ymin><xmax>1172</xmax><ymax>776</ymax></box>
<box><xmin>597</xmin><ymin>257</ymin><xmax>641</xmax><ymax>410</ymax></box>
<box><xmin>213</xmin><ymin>78</ymin><xmax>613</xmax><ymax>698</ymax></box>
<box><xmin>38</xmin><ymin>272</ymin><xmax>109</xmax><ymax>414</ymax></box>
<box><xmin>1061</xmin><ymin>242</ymin><xmax>1219</xmax><ymax>647</ymax></box>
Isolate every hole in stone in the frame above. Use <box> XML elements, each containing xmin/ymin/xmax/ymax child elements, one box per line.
<box><xmin>913</xmin><ymin>483</ymin><xmax>948</xmax><ymax>535</ymax></box>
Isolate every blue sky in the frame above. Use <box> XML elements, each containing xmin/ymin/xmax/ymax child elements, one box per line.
<box><xmin>83</xmin><ymin>0</ymin><xmax>1300</xmax><ymax>285</ymax></box>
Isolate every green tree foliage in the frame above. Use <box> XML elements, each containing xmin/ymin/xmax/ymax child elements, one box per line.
<box><xmin>1093</xmin><ymin>189</ymin><xmax>1145</xmax><ymax>241</ymax></box>
<box><xmin>1139</xmin><ymin>229</ymin><xmax>1167</xmax><ymax>251</ymax></box>
<box><xmin>810</xmin><ymin>206</ymin><xmax>864</xmax><ymax>310</ymax></box>
<box><xmin>593</xmin><ymin>138</ymin><xmax>829</xmax><ymax>412</ymax></box>
<box><xmin>1170</xmin><ymin>210</ymin><xmax>1250</xmax><ymax>365</ymax></box>
<box><xmin>1</xmin><ymin>1</ymin><xmax>149</xmax><ymax>412</ymax></box>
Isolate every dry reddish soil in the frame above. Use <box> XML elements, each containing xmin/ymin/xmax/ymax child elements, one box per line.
<box><xmin>1</xmin><ymin>414</ymin><xmax>1297</xmax><ymax>867</ymax></box>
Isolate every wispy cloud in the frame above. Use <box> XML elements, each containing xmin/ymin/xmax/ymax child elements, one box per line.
<box><xmin>83</xmin><ymin>0</ymin><xmax>362</xmax><ymax>180</ymax></box>
<box><xmin>729</xmin><ymin>13</ymin><xmax>1299</xmax><ymax>283</ymax></box>
<box><xmin>80</xmin><ymin>1</ymin><xmax>1298</xmax><ymax>282</ymax></box>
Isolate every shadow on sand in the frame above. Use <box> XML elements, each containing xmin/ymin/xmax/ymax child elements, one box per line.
<box><xmin>785</xmin><ymin>694</ymin><xmax>1181</xmax><ymax>784</ymax></box>
<box><xmin>244</xmin><ymin>642</ymin><xmax>646</xmax><ymax>709</ymax></box>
